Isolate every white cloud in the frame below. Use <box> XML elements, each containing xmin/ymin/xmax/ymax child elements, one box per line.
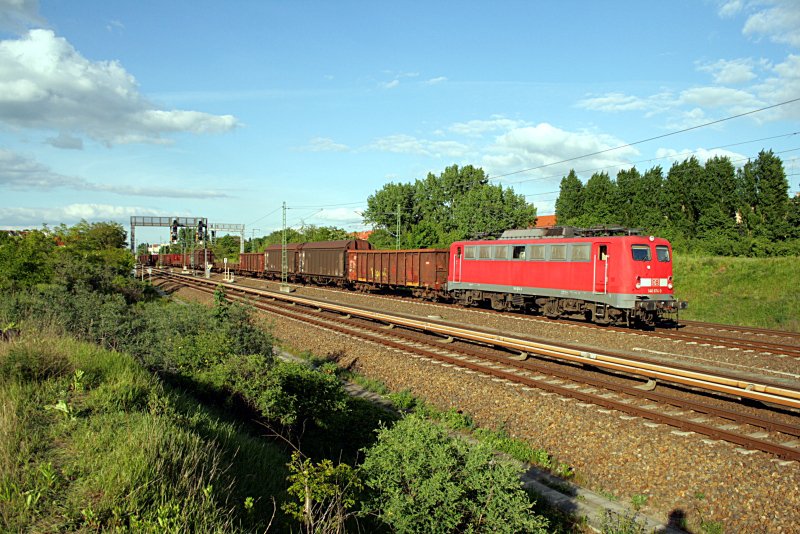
<box><xmin>381</xmin><ymin>79</ymin><xmax>400</xmax><ymax>89</ymax></box>
<box><xmin>449</xmin><ymin>116</ymin><xmax>529</xmax><ymax>136</ymax></box>
<box><xmin>316</xmin><ymin>207</ymin><xmax>363</xmax><ymax>223</ymax></box>
<box><xmin>696</xmin><ymin>58</ymin><xmax>758</xmax><ymax>84</ymax></box>
<box><xmin>0</xmin><ymin>148</ymin><xmax>232</xmax><ymax>198</ymax></box>
<box><xmin>678</xmin><ymin>86</ymin><xmax>762</xmax><ymax>110</ymax></box>
<box><xmin>655</xmin><ymin>146</ymin><xmax>749</xmax><ymax>167</ymax></box>
<box><xmin>0</xmin><ymin>29</ymin><xmax>238</xmax><ymax>146</ymax></box>
<box><xmin>0</xmin><ymin>0</ymin><xmax>44</xmax><ymax>32</ymax></box>
<box><xmin>45</xmin><ymin>132</ymin><xmax>83</xmax><ymax>149</ymax></box>
<box><xmin>717</xmin><ymin>0</ymin><xmax>744</xmax><ymax>18</ymax></box>
<box><xmin>0</xmin><ymin>203</ymin><xmax>163</xmax><ymax>228</ymax></box>
<box><xmin>577</xmin><ymin>92</ymin><xmax>650</xmax><ymax>112</ymax></box>
<box><xmin>367</xmin><ymin>134</ymin><xmax>469</xmax><ymax>158</ymax></box>
<box><xmin>742</xmin><ymin>0</ymin><xmax>800</xmax><ymax>47</ymax></box>
<box><xmin>295</xmin><ymin>136</ymin><xmax>350</xmax><ymax>152</ymax></box>
<box><xmin>423</xmin><ymin>76</ymin><xmax>447</xmax><ymax>85</ymax></box>
<box><xmin>753</xmin><ymin>54</ymin><xmax>800</xmax><ymax>119</ymax></box>
<box><xmin>483</xmin><ymin>123</ymin><xmax>639</xmax><ymax>184</ymax></box>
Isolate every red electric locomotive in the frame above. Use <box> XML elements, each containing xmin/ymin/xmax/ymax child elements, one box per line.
<box><xmin>447</xmin><ymin>227</ymin><xmax>685</xmax><ymax>327</ymax></box>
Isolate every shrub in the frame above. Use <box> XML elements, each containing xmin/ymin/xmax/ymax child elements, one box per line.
<box><xmin>359</xmin><ymin>414</ymin><xmax>549</xmax><ymax>533</ymax></box>
<box><xmin>254</xmin><ymin>361</ymin><xmax>348</xmax><ymax>430</ymax></box>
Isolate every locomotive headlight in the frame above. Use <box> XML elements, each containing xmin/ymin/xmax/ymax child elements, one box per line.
<box><xmin>667</xmin><ymin>276</ymin><xmax>673</xmax><ymax>290</ymax></box>
<box><xmin>649</xmin><ymin>235</ymin><xmax>655</xmax><ymax>242</ymax></box>
<box><xmin>635</xmin><ymin>276</ymin><xmax>641</xmax><ymax>289</ymax></box>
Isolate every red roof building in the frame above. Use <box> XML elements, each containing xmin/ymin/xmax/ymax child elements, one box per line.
<box><xmin>535</xmin><ymin>214</ymin><xmax>557</xmax><ymax>228</ymax></box>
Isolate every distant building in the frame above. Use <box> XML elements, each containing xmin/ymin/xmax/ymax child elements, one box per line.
<box><xmin>535</xmin><ymin>214</ymin><xmax>557</xmax><ymax>227</ymax></box>
<box><xmin>352</xmin><ymin>230</ymin><xmax>373</xmax><ymax>240</ymax></box>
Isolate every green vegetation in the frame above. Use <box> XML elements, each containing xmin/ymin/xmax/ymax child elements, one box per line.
<box><xmin>364</xmin><ymin>164</ymin><xmax>537</xmax><ymax>248</ymax></box>
<box><xmin>674</xmin><ymin>254</ymin><xmax>800</xmax><ymax>331</ymax></box>
<box><xmin>555</xmin><ymin>151</ymin><xmax>800</xmax><ymax>258</ymax></box>
<box><xmin>1</xmin><ymin>221</ymin><xmax>555</xmax><ymax>532</ymax></box>
<box><xmin>359</xmin><ymin>413</ymin><xmax>549</xmax><ymax>533</ymax></box>
<box><xmin>0</xmin><ymin>335</ymin><xmax>286</xmax><ymax>532</ymax></box>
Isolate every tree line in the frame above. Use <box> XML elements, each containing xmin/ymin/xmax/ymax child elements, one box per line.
<box><xmin>555</xmin><ymin>150</ymin><xmax>799</xmax><ymax>256</ymax></box>
<box><xmin>361</xmin><ymin>152</ymin><xmax>798</xmax><ymax>256</ymax></box>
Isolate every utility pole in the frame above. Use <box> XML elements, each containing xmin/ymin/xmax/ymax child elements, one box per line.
<box><xmin>280</xmin><ymin>201</ymin><xmax>292</xmax><ymax>292</ymax></box>
<box><xmin>396</xmin><ymin>202</ymin><xmax>401</xmax><ymax>250</ymax></box>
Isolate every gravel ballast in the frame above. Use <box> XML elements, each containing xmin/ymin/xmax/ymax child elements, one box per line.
<box><xmin>170</xmin><ymin>276</ymin><xmax>800</xmax><ymax>532</ymax></box>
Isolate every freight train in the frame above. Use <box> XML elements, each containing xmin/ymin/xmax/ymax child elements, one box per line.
<box><xmin>140</xmin><ymin>226</ymin><xmax>686</xmax><ymax>327</ymax></box>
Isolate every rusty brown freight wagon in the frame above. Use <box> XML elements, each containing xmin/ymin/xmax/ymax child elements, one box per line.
<box><xmin>264</xmin><ymin>243</ymin><xmax>302</xmax><ymax>279</ymax></box>
<box><xmin>238</xmin><ymin>252</ymin><xmax>265</xmax><ymax>276</ymax></box>
<box><xmin>347</xmin><ymin>248</ymin><xmax>449</xmax><ymax>299</ymax></box>
<box><xmin>298</xmin><ymin>239</ymin><xmax>372</xmax><ymax>285</ymax></box>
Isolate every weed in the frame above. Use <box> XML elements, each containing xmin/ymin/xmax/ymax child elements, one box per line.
<box><xmin>630</xmin><ymin>493</ymin><xmax>648</xmax><ymax>511</ymax></box>
<box><xmin>44</xmin><ymin>399</ymin><xmax>74</xmax><ymax>420</ymax></box>
<box><xmin>70</xmin><ymin>369</ymin><xmax>85</xmax><ymax>392</ymax></box>
<box><xmin>600</xmin><ymin>509</ymin><xmax>647</xmax><ymax>534</ymax></box>
<box><xmin>387</xmin><ymin>388</ymin><xmax>417</xmax><ymax>410</ymax></box>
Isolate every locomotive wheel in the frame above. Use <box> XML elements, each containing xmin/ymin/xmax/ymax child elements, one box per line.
<box><xmin>490</xmin><ymin>294</ymin><xmax>505</xmax><ymax>311</ymax></box>
<box><xmin>543</xmin><ymin>299</ymin><xmax>560</xmax><ymax>319</ymax></box>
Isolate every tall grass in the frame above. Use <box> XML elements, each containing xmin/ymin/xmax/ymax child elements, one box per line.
<box><xmin>673</xmin><ymin>255</ymin><xmax>800</xmax><ymax>332</ymax></box>
<box><xmin>0</xmin><ymin>335</ymin><xmax>287</xmax><ymax>532</ymax></box>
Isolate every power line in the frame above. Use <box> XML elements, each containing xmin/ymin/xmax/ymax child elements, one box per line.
<box><xmin>246</xmin><ymin>98</ymin><xmax>800</xmax><ymax>226</ymax></box>
<box><xmin>491</xmin><ymin>97</ymin><xmax>800</xmax><ymax>180</ymax></box>
<box><xmin>505</xmin><ymin>131</ymin><xmax>800</xmax><ymax>186</ymax></box>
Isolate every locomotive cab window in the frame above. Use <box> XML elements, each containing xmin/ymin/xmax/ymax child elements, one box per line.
<box><xmin>530</xmin><ymin>245</ymin><xmax>545</xmax><ymax>260</ymax></box>
<box><xmin>598</xmin><ymin>245</ymin><xmax>608</xmax><ymax>261</ymax></box>
<box><xmin>550</xmin><ymin>245</ymin><xmax>566</xmax><ymax>261</ymax></box>
<box><xmin>493</xmin><ymin>246</ymin><xmax>508</xmax><ymax>260</ymax></box>
<box><xmin>631</xmin><ymin>245</ymin><xmax>652</xmax><ymax>261</ymax></box>
<box><xmin>479</xmin><ymin>246</ymin><xmax>491</xmax><ymax>259</ymax></box>
<box><xmin>571</xmin><ymin>244</ymin><xmax>590</xmax><ymax>261</ymax></box>
<box><xmin>464</xmin><ymin>246</ymin><xmax>476</xmax><ymax>259</ymax></box>
<box><xmin>656</xmin><ymin>245</ymin><xmax>670</xmax><ymax>262</ymax></box>
<box><xmin>512</xmin><ymin>246</ymin><xmax>526</xmax><ymax>259</ymax></box>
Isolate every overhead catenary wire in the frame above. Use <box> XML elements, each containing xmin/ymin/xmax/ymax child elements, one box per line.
<box><xmin>248</xmin><ymin>98</ymin><xmax>800</xmax><ymax>226</ymax></box>
<box><xmin>490</xmin><ymin>96</ymin><xmax>800</xmax><ymax>180</ymax></box>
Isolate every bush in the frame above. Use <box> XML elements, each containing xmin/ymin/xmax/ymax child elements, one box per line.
<box><xmin>359</xmin><ymin>414</ymin><xmax>549</xmax><ymax>533</ymax></box>
<box><xmin>254</xmin><ymin>361</ymin><xmax>348</xmax><ymax>430</ymax></box>
<box><xmin>0</xmin><ymin>335</ymin><xmax>286</xmax><ymax>532</ymax></box>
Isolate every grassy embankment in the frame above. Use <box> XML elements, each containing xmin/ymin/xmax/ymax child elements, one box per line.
<box><xmin>0</xmin><ymin>335</ymin><xmax>287</xmax><ymax>532</ymax></box>
<box><xmin>673</xmin><ymin>255</ymin><xmax>800</xmax><ymax>332</ymax></box>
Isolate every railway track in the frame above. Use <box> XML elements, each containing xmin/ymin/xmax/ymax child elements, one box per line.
<box><xmin>156</xmin><ymin>270</ymin><xmax>800</xmax><ymax>462</ymax></box>
<box><xmin>148</xmin><ymin>265</ymin><xmax>800</xmax><ymax>358</ymax></box>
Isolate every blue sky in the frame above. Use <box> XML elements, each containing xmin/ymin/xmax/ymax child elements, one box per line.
<box><xmin>1</xmin><ymin>0</ymin><xmax>799</xmax><ymax>245</ymax></box>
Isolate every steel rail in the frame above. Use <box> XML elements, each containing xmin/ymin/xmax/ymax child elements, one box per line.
<box><xmin>158</xmin><ymin>270</ymin><xmax>800</xmax><ymax>410</ymax></box>
<box><xmin>156</xmin><ymin>272</ymin><xmax>800</xmax><ymax>461</ymax></box>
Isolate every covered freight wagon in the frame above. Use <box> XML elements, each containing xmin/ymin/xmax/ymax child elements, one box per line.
<box><xmin>264</xmin><ymin>243</ymin><xmax>302</xmax><ymax>279</ymax></box>
<box><xmin>298</xmin><ymin>239</ymin><xmax>372</xmax><ymax>285</ymax></box>
<box><xmin>238</xmin><ymin>252</ymin><xmax>265</xmax><ymax>276</ymax></box>
<box><xmin>347</xmin><ymin>248</ymin><xmax>449</xmax><ymax>299</ymax></box>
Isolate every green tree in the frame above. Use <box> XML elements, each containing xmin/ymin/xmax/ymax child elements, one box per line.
<box><xmin>738</xmin><ymin>150</ymin><xmax>790</xmax><ymax>240</ymax></box>
<box><xmin>0</xmin><ymin>230</ymin><xmax>56</xmax><ymax>291</ymax></box>
<box><xmin>210</xmin><ymin>234</ymin><xmax>242</xmax><ymax>259</ymax></box>
<box><xmin>359</xmin><ymin>414</ymin><xmax>548</xmax><ymax>533</ymax></box>
<box><xmin>581</xmin><ymin>171</ymin><xmax>618</xmax><ymax>225</ymax></box>
<box><xmin>554</xmin><ymin>169</ymin><xmax>584</xmax><ymax>224</ymax></box>
<box><xmin>788</xmin><ymin>192</ymin><xmax>800</xmax><ymax>239</ymax></box>
<box><xmin>363</xmin><ymin>181</ymin><xmax>417</xmax><ymax>249</ymax></box>
<box><xmin>637</xmin><ymin>166</ymin><xmax>666</xmax><ymax>231</ymax></box>
<box><xmin>662</xmin><ymin>157</ymin><xmax>706</xmax><ymax>238</ymax></box>
<box><xmin>614</xmin><ymin>167</ymin><xmax>642</xmax><ymax>228</ymax></box>
<box><xmin>299</xmin><ymin>225</ymin><xmax>350</xmax><ymax>243</ymax></box>
<box><xmin>453</xmin><ymin>184</ymin><xmax>537</xmax><ymax>241</ymax></box>
<box><xmin>364</xmin><ymin>165</ymin><xmax>535</xmax><ymax>248</ymax></box>
<box><xmin>54</xmin><ymin>220</ymin><xmax>128</xmax><ymax>251</ymax></box>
